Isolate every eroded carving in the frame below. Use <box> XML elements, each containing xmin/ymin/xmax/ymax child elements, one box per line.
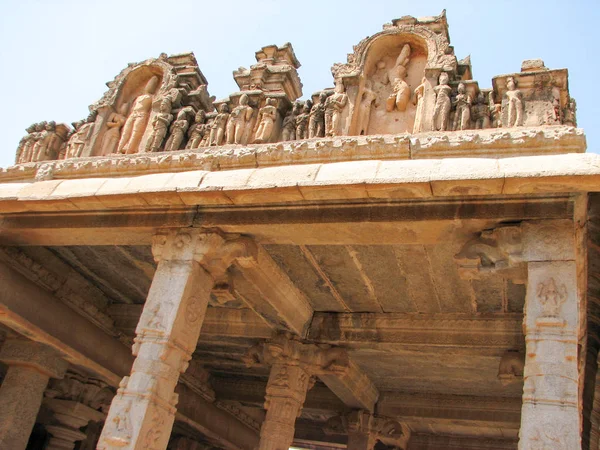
<box><xmin>432</xmin><ymin>72</ymin><xmax>452</xmax><ymax>131</ymax></box>
<box><xmin>504</xmin><ymin>76</ymin><xmax>523</xmax><ymax>128</ymax></box>
<box><xmin>118</xmin><ymin>76</ymin><xmax>160</xmax><ymax>154</ymax></box>
<box><xmin>100</xmin><ymin>105</ymin><xmax>128</xmax><ymax>156</ymax></box>
<box><xmin>145</xmin><ymin>96</ymin><xmax>173</xmax><ymax>152</ymax></box>
<box><xmin>385</xmin><ymin>44</ymin><xmax>412</xmax><ymax>113</ymax></box>
<box><xmin>325</xmin><ymin>80</ymin><xmax>347</xmax><ymax>137</ymax></box>
<box><xmin>226</xmin><ymin>94</ymin><xmax>253</xmax><ymax>145</ymax></box>
<box><xmin>309</xmin><ymin>92</ymin><xmax>327</xmax><ymax>138</ymax></box>
<box><xmin>254</xmin><ymin>98</ymin><xmax>278</xmax><ymax>144</ymax></box>
<box><xmin>165</xmin><ymin>108</ymin><xmax>192</xmax><ymax>151</ymax></box>
<box><xmin>209</xmin><ymin>104</ymin><xmax>229</xmax><ymax>146</ymax></box>
<box><xmin>497</xmin><ymin>350</ymin><xmax>524</xmax><ymax>386</ymax></box>
<box><xmin>452</xmin><ymin>82</ymin><xmax>471</xmax><ymax>131</ymax></box>
<box><xmin>536</xmin><ymin>277</ymin><xmax>567</xmax><ymax>322</ymax></box>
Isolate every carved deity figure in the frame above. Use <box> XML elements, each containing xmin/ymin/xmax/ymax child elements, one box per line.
<box><xmin>100</xmin><ymin>104</ymin><xmax>127</xmax><ymax>156</ymax></box>
<box><xmin>117</xmin><ymin>76</ymin><xmax>159</xmax><ymax>154</ymax></box>
<box><xmin>295</xmin><ymin>101</ymin><xmax>311</xmax><ymax>140</ymax></box>
<box><xmin>282</xmin><ymin>101</ymin><xmax>301</xmax><ymax>141</ymax></box>
<box><xmin>226</xmin><ymin>94</ymin><xmax>253</xmax><ymax>145</ymax></box>
<box><xmin>186</xmin><ymin>110</ymin><xmax>208</xmax><ymax>149</ymax></box>
<box><xmin>537</xmin><ymin>277</ymin><xmax>567</xmax><ymax>319</ymax></box>
<box><xmin>33</xmin><ymin>121</ymin><xmax>60</xmax><ymax>161</ymax></box>
<box><xmin>385</xmin><ymin>44</ymin><xmax>412</xmax><ymax>113</ymax></box>
<box><xmin>504</xmin><ymin>76</ymin><xmax>523</xmax><ymax>127</ymax></box>
<box><xmin>452</xmin><ymin>82</ymin><xmax>472</xmax><ymax>131</ymax></box>
<box><xmin>563</xmin><ymin>97</ymin><xmax>577</xmax><ymax>126</ymax></box>
<box><xmin>254</xmin><ymin>98</ymin><xmax>278</xmax><ymax>143</ymax></box>
<box><xmin>432</xmin><ymin>72</ymin><xmax>452</xmax><ymax>131</ymax></box>
<box><xmin>356</xmin><ymin>81</ymin><xmax>378</xmax><ymax>136</ymax></box>
<box><xmin>30</xmin><ymin>121</ymin><xmax>48</xmax><ymax>163</ymax></box>
<box><xmin>164</xmin><ymin>109</ymin><xmax>190</xmax><ymax>151</ymax></box>
<box><xmin>16</xmin><ymin>124</ymin><xmax>37</xmax><ymax>164</ymax></box>
<box><xmin>472</xmin><ymin>92</ymin><xmax>491</xmax><ymax>129</ymax></box>
<box><xmin>309</xmin><ymin>92</ymin><xmax>327</xmax><ymax>138</ymax></box>
<box><xmin>412</xmin><ymin>77</ymin><xmax>427</xmax><ymax>134</ymax></box>
<box><xmin>65</xmin><ymin>114</ymin><xmax>96</xmax><ymax>159</ymax></box>
<box><xmin>325</xmin><ymin>80</ymin><xmax>348</xmax><ymax>137</ymax></box>
<box><xmin>209</xmin><ymin>104</ymin><xmax>229</xmax><ymax>146</ymax></box>
<box><xmin>489</xmin><ymin>91</ymin><xmax>502</xmax><ymax>128</ymax></box>
<box><xmin>145</xmin><ymin>96</ymin><xmax>173</xmax><ymax>152</ymax></box>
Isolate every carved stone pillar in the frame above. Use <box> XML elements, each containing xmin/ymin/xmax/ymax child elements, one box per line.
<box><xmin>0</xmin><ymin>339</ymin><xmax>68</xmax><ymax>450</ymax></box>
<box><xmin>98</xmin><ymin>229</ymin><xmax>255</xmax><ymax>450</ymax></box>
<box><xmin>325</xmin><ymin>411</ymin><xmax>410</xmax><ymax>450</ymax></box>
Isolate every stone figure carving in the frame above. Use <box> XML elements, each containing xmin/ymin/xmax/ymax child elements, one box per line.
<box><xmin>296</xmin><ymin>101</ymin><xmax>311</xmax><ymax>140</ymax></box>
<box><xmin>145</xmin><ymin>96</ymin><xmax>173</xmax><ymax>152</ymax></box>
<box><xmin>65</xmin><ymin>113</ymin><xmax>96</xmax><ymax>159</ymax></box>
<box><xmin>100</xmin><ymin>104</ymin><xmax>127</xmax><ymax>156</ymax></box>
<box><xmin>432</xmin><ymin>72</ymin><xmax>452</xmax><ymax>131</ymax></box>
<box><xmin>226</xmin><ymin>94</ymin><xmax>253</xmax><ymax>145</ymax></box>
<box><xmin>472</xmin><ymin>92</ymin><xmax>490</xmax><ymax>129</ymax></box>
<box><xmin>497</xmin><ymin>350</ymin><xmax>524</xmax><ymax>386</ymax></box>
<box><xmin>537</xmin><ymin>277</ymin><xmax>567</xmax><ymax>320</ymax></box>
<box><xmin>452</xmin><ymin>82</ymin><xmax>471</xmax><ymax>131</ymax></box>
<box><xmin>31</xmin><ymin>121</ymin><xmax>48</xmax><ymax>162</ymax></box>
<box><xmin>164</xmin><ymin>109</ymin><xmax>191</xmax><ymax>151</ymax></box>
<box><xmin>412</xmin><ymin>77</ymin><xmax>427</xmax><ymax>134</ymax></box>
<box><xmin>282</xmin><ymin>101</ymin><xmax>301</xmax><ymax>141</ymax></box>
<box><xmin>254</xmin><ymin>98</ymin><xmax>278</xmax><ymax>143</ymax></box>
<box><xmin>564</xmin><ymin>97</ymin><xmax>577</xmax><ymax>126</ymax></box>
<box><xmin>38</xmin><ymin>121</ymin><xmax>61</xmax><ymax>161</ymax></box>
<box><xmin>385</xmin><ymin>44</ymin><xmax>412</xmax><ymax>112</ymax></box>
<box><xmin>15</xmin><ymin>124</ymin><xmax>37</xmax><ymax>164</ymax></box>
<box><xmin>117</xmin><ymin>76</ymin><xmax>159</xmax><ymax>154</ymax></box>
<box><xmin>209</xmin><ymin>104</ymin><xmax>229</xmax><ymax>146</ymax></box>
<box><xmin>186</xmin><ymin>110</ymin><xmax>208</xmax><ymax>149</ymax></box>
<box><xmin>356</xmin><ymin>81</ymin><xmax>378</xmax><ymax>135</ymax></box>
<box><xmin>325</xmin><ymin>80</ymin><xmax>348</xmax><ymax>137</ymax></box>
<box><xmin>489</xmin><ymin>91</ymin><xmax>502</xmax><ymax>128</ymax></box>
<box><xmin>504</xmin><ymin>76</ymin><xmax>523</xmax><ymax>127</ymax></box>
<box><xmin>309</xmin><ymin>92</ymin><xmax>327</xmax><ymax>138</ymax></box>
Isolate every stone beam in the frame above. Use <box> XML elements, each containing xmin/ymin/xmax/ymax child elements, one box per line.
<box><xmin>0</xmin><ymin>197</ymin><xmax>571</xmax><ymax>246</ymax></box>
<box><xmin>318</xmin><ymin>359</ymin><xmax>379</xmax><ymax>412</ymax></box>
<box><xmin>308</xmin><ymin>313</ymin><xmax>525</xmax><ymax>350</ymax></box>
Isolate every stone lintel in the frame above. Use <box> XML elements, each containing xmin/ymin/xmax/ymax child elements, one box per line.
<box><xmin>318</xmin><ymin>360</ymin><xmax>379</xmax><ymax>412</ymax></box>
<box><xmin>0</xmin><ymin>339</ymin><xmax>67</xmax><ymax>379</ymax></box>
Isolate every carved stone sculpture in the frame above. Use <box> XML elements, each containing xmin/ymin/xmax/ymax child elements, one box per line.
<box><xmin>385</xmin><ymin>44</ymin><xmax>412</xmax><ymax>113</ymax></box>
<box><xmin>282</xmin><ymin>101</ymin><xmax>301</xmax><ymax>141</ymax></box>
<box><xmin>296</xmin><ymin>101</ymin><xmax>311</xmax><ymax>140</ymax></box>
<box><xmin>412</xmin><ymin>77</ymin><xmax>427</xmax><ymax>134</ymax></box>
<box><xmin>210</xmin><ymin>104</ymin><xmax>229</xmax><ymax>146</ymax></box>
<box><xmin>15</xmin><ymin>124</ymin><xmax>36</xmax><ymax>164</ymax></box>
<box><xmin>144</xmin><ymin>96</ymin><xmax>173</xmax><ymax>152</ymax></box>
<box><xmin>65</xmin><ymin>114</ymin><xmax>96</xmax><ymax>159</ymax></box>
<box><xmin>186</xmin><ymin>110</ymin><xmax>208</xmax><ymax>149</ymax></box>
<box><xmin>489</xmin><ymin>91</ymin><xmax>502</xmax><ymax>128</ymax></box>
<box><xmin>254</xmin><ymin>98</ymin><xmax>278</xmax><ymax>143</ymax></box>
<box><xmin>497</xmin><ymin>350</ymin><xmax>524</xmax><ymax>386</ymax></box>
<box><xmin>99</xmin><ymin>104</ymin><xmax>127</xmax><ymax>156</ymax></box>
<box><xmin>309</xmin><ymin>92</ymin><xmax>327</xmax><ymax>138</ymax></box>
<box><xmin>117</xmin><ymin>76</ymin><xmax>159</xmax><ymax>154</ymax></box>
<box><xmin>226</xmin><ymin>94</ymin><xmax>253</xmax><ymax>145</ymax></box>
<box><xmin>325</xmin><ymin>80</ymin><xmax>348</xmax><ymax>137</ymax></box>
<box><xmin>165</xmin><ymin>109</ymin><xmax>191</xmax><ymax>151</ymax></box>
<box><xmin>31</xmin><ymin>121</ymin><xmax>49</xmax><ymax>162</ymax></box>
<box><xmin>564</xmin><ymin>97</ymin><xmax>577</xmax><ymax>126</ymax></box>
<box><xmin>472</xmin><ymin>92</ymin><xmax>490</xmax><ymax>129</ymax></box>
<box><xmin>356</xmin><ymin>81</ymin><xmax>378</xmax><ymax>136</ymax></box>
<box><xmin>452</xmin><ymin>82</ymin><xmax>471</xmax><ymax>131</ymax></box>
<box><xmin>432</xmin><ymin>72</ymin><xmax>452</xmax><ymax>131</ymax></box>
<box><xmin>504</xmin><ymin>76</ymin><xmax>523</xmax><ymax>127</ymax></box>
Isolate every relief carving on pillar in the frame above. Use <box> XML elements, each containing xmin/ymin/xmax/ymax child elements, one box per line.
<box><xmin>536</xmin><ymin>277</ymin><xmax>568</xmax><ymax>325</ymax></box>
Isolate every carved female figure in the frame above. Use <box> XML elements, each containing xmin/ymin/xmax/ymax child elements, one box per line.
<box><xmin>472</xmin><ymin>92</ymin><xmax>490</xmax><ymax>129</ymax></box>
<box><xmin>100</xmin><ymin>104</ymin><xmax>127</xmax><ymax>156</ymax></box>
<box><xmin>325</xmin><ymin>80</ymin><xmax>348</xmax><ymax>137</ymax></box>
<box><xmin>31</xmin><ymin>121</ymin><xmax>48</xmax><ymax>162</ymax></box>
<box><xmin>254</xmin><ymin>98</ymin><xmax>278</xmax><ymax>143</ymax></box>
<box><xmin>186</xmin><ymin>110</ymin><xmax>208</xmax><ymax>149</ymax></box>
<box><xmin>386</xmin><ymin>44</ymin><xmax>412</xmax><ymax>113</ymax></box>
<box><xmin>412</xmin><ymin>77</ymin><xmax>427</xmax><ymax>134</ymax></box>
<box><xmin>145</xmin><ymin>96</ymin><xmax>173</xmax><ymax>152</ymax></box>
<box><xmin>117</xmin><ymin>76</ymin><xmax>159</xmax><ymax>154</ymax></box>
<box><xmin>35</xmin><ymin>121</ymin><xmax>60</xmax><ymax>161</ymax></box>
<box><xmin>17</xmin><ymin>124</ymin><xmax>37</xmax><ymax>163</ymax></box>
<box><xmin>209</xmin><ymin>104</ymin><xmax>229</xmax><ymax>146</ymax></box>
<box><xmin>504</xmin><ymin>76</ymin><xmax>523</xmax><ymax>127</ymax></box>
<box><xmin>295</xmin><ymin>102</ymin><xmax>311</xmax><ymax>140</ymax></box>
<box><xmin>452</xmin><ymin>82</ymin><xmax>472</xmax><ymax>131</ymax></box>
<box><xmin>489</xmin><ymin>91</ymin><xmax>502</xmax><ymax>128</ymax></box>
<box><xmin>164</xmin><ymin>109</ymin><xmax>190</xmax><ymax>151</ymax></box>
<box><xmin>309</xmin><ymin>92</ymin><xmax>327</xmax><ymax>138</ymax></box>
<box><xmin>432</xmin><ymin>72</ymin><xmax>452</xmax><ymax>131</ymax></box>
<box><xmin>282</xmin><ymin>101</ymin><xmax>301</xmax><ymax>141</ymax></box>
<box><xmin>356</xmin><ymin>81</ymin><xmax>377</xmax><ymax>136</ymax></box>
<box><xmin>226</xmin><ymin>94</ymin><xmax>254</xmax><ymax>145</ymax></box>
<box><xmin>66</xmin><ymin>116</ymin><xmax>95</xmax><ymax>159</ymax></box>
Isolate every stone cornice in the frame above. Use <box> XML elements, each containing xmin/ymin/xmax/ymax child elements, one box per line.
<box><xmin>0</xmin><ymin>126</ymin><xmax>584</xmax><ymax>183</ymax></box>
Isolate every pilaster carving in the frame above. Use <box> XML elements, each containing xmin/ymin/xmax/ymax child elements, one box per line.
<box><xmin>99</xmin><ymin>229</ymin><xmax>256</xmax><ymax>450</ymax></box>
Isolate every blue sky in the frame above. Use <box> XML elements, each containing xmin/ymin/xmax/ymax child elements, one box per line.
<box><xmin>0</xmin><ymin>0</ymin><xmax>598</xmax><ymax>169</ymax></box>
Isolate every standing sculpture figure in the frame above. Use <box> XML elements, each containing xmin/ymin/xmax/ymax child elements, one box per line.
<box><xmin>309</xmin><ymin>92</ymin><xmax>327</xmax><ymax>138</ymax></box>
<box><xmin>17</xmin><ymin>124</ymin><xmax>37</xmax><ymax>163</ymax></box>
<box><xmin>282</xmin><ymin>102</ymin><xmax>301</xmax><ymax>141</ymax></box>
<box><xmin>186</xmin><ymin>110</ymin><xmax>208</xmax><ymax>149</ymax></box>
<box><xmin>564</xmin><ymin>98</ymin><xmax>577</xmax><ymax>126</ymax></box>
<box><xmin>432</xmin><ymin>72</ymin><xmax>452</xmax><ymax>131</ymax></box>
<box><xmin>226</xmin><ymin>94</ymin><xmax>253</xmax><ymax>145</ymax></box>
<box><xmin>165</xmin><ymin>109</ymin><xmax>190</xmax><ymax>151</ymax></box>
<box><xmin>356</xmin><ymin>81</ymin><xmax>377</xmax><ymax>136</ymax></box>
<box><xmin>254</xmin><ymin>98</ymin><xmax>278</xmax><ymax>143</ymax></box>
<box><xmin>145</xmin><ymin>96</ymin><xmax>173</xmax><ymax>152</ymax></box>
<box><xmin>31</xmin><ymin>121</ymin><xmax>48</xmax><ymax>162</ymax></box>
<box><xmin>210</xmin><ymin>104</ymin><xmax>229</xmax><ymax>146</ymax></box>
<box><xmin>386</xmin><ymin>44</ymin><xmax>412</xmax><ymax>112</ymax></box>
<box><xmin>325</xmin><ymin>80</ymin><xmax>348</xmax><ymax>137</ymax></box>
<box><xmin>117</xmin><ymin>76</ymin><xmax>159</xmax><ymax>154</ymax></box>
<box><xmin>452</xmin><ymin>82</ymin><xmax>472</xmax><ymax>131</ymax></box>
<box><xmin>504</xmin><ymin>76</ymin><xmax>523</xmax><ymax>127</ymax></box>
<box><xmin>412</xmin><ymin>77</ymin><xmax>427</xmax><ymax>134</ymax></box>
<box><xmin>489</xmin><ymin>91</ymin><xmax>502</xmax><ymax>128</ymax></box>
<box><xmin>472</xmin><ymin>92</ymin><xmax>491</xmax><ymax>129</ymax></box>
<box><xmin>34</xmin><ymin>121</ymin><xmax>60</xmax><ymax>161</ymax></box>
<box><xmin>65</xmin><ymin>114</ymin><xmax>95</xmax><ymax>159</ymax></box>
<box><xmin>296</xmin><ymin>101</ymin><xmax>311</xmax><ymax>140</ymax></box>
<box><xmin>100</xmin><ymin>104</ymin><xmax>127</xmax><ymax>156</ymax></box>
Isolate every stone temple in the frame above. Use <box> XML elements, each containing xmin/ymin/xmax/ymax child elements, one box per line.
<box><xmin>0</xmin><ymin>9</ymin><xmax>597</xmax><ymax>450</ymax></box>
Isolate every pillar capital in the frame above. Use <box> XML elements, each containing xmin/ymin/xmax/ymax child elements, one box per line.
<box><xmin>0</xmin><ymin>339</ymin><xmax>68</xmax><ymax>379</ymax></box>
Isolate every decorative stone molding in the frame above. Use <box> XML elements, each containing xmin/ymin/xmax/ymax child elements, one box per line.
<box><xmin>497</xmin><ymin>350</ymin><xmax>524</xmax><ymax>386</ymax></box>
<box><xmin>45</xmin><ymin>370</ymin><xmax>114</xmax><ymax>413</ymax></box>
<box><xmin>214</xmin><ymin>401</ymin><xmax>261</xmax><ymax>432</ymax></box>
<box><xmin>0</xmin><ymin>339</ymin><xmax>68</xmax><ymax>379</ymax></box>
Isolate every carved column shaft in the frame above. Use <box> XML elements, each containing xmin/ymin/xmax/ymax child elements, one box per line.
<box><xmin>259</xmin><ymin>362</ymin><xmax>313</xmax><ymax>450</ymax></box>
